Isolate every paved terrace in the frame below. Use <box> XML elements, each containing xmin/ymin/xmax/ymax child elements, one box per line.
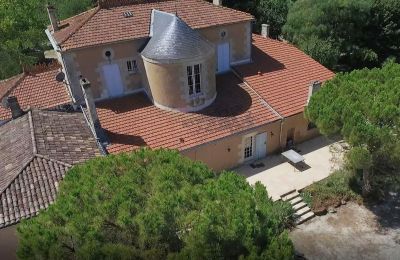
<box><xmin>235</xmin><ymin>136</ymin><xmax>345</xmax><ymax>201</ymax></box>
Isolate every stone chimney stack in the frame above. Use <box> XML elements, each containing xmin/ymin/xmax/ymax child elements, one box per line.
<box><xmin>213</xmin><ymin>0</ymin><xmax>222</xmax><ymax>6</ymax></box>
<box><xmin>46</xmin><ymin>4</ymin><xmax>59</xmax><ymax>31</ymax></box>
<box><xmin>261</xmin><ymin>24</ymin><xmax>270</xmax><ymax>38</ymax></box>
<box><xmin>6</xmin><ymin>96</ymin><xmax>24</xmax><ymax>119</ymax></box>
<box><xmin>80</xmin><ymin>78</ymin><xmax>107</xmax><ymax>144</ymax></box>
<box><xmin>307</xmin><ymin>80</ymin><xmax>322</xmax><ymax>104</ymax></box>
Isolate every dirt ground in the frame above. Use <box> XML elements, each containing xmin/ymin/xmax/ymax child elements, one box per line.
<box><xmin>290</xmin><ymin>194</ymin><xmax>400</xmax><ymax>260</ymax></box>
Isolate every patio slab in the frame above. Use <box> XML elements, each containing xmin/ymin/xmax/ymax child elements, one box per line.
<box><xmin>235</xmin><ymin>136</ymin><xmax>345</xmax><ymax>201</ymax></box>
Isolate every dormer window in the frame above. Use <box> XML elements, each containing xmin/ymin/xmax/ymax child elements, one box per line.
<box><xmin>187</xmin><ymin>64</ymin><xmax>201</xmax><ymax>95</ymax></box>
<box><xmin>127</xmin><ymin>60</ymin><xmax>138</xmax><ymax>73</ymax></box>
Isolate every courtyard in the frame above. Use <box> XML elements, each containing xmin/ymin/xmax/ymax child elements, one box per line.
<box><xmin>236</xmin><ymin>136</ymin><xmax>345</xmax><ymax>200</ymax></box>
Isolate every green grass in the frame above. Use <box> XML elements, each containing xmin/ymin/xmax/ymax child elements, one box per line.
<box><xmin>300</xmin><ymin>169</ymin><xmax>362</xmax><ymax>212</ymax></box>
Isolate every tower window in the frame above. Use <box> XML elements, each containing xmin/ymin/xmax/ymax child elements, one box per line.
<box><xmin>187</xmin><ymin>64</ymin><xmax>201</xmax><ymax>96</ymax></box>
<box><xmin>127</xmin><ymin>60</ymin><xmax>138</xmax><ymax>73</ymax></box>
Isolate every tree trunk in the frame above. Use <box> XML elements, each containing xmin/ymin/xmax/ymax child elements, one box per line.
<box><xmin>362</xmin><ymin>167</ymin><xmax>372</xmax><ymax>197</ymax></box>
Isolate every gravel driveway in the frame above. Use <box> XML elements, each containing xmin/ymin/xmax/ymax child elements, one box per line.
<box><xmin>290</xmin><ymin>197</ymin><xmax>400</xmax><ymax>260</ymax></box>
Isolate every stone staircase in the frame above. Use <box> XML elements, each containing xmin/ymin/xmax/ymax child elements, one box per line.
<box><xmin>281</xmin><ymin>189</ymin><xmax>315</xmax><ymax>225</ymax></box>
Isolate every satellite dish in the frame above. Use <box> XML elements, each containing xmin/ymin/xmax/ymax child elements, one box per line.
<box><xmin>1</xmin><ymin>97</ymin><xmax>9</xmax><ymax>109</ymax></box>
<box><xmin>55</xmin><ymin>71</ymin><xmax>65</xmax><ymax>82</ymax></box>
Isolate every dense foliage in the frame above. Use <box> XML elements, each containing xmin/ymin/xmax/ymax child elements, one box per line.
<box><xmin>283</xmin><ymin>0</ymin><xmax>400</xmax><ymax>71</ymax></box>
<box><xmin>17</xmin><ymin>149</ymin><xmax>294</xmax><ymax>259</ymax></box>
<box><xmin>0</xmin><ymin>0</ymin><xmax>95</xmax><ymax>79</ymax></box>
<box><xmin>222</xmin><ymin>0</ymin><xmax>293</xmax><ymax>37</ymax></box>
<box><xmin>306</xmin><ymin>61</ymin><xmax>400</xmax><ymax>194</ymax></box>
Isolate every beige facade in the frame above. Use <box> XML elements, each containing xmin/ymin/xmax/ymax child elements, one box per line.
<box><xmin>182</xmin><ymin>113</ymin><xmax>319</xmax><ymax>171</ymax></box>
<box><xmin>62</xmin><ymin>39</ymin><xmax>147</xmax><ymax>100</ymax></box>
<box><xmin>142</xmin><ymin>53</ymin><xmax>216</xmax><ymax>112</ymax></box>
<box><xmin>182</xmin><ymin>120</ymin><xmax>282</xmax><ymax>171</ymax></box>
<box><xmin>280</xmin><ymin>112</ymin><xmax>319</xmax><ymax>148</ymax></box>
<box><xmin>199</xmin><ymin>21</ymin><xmax>252</xmax><ymax>65</ymax></box>
<box><xmin>59</xmin><ymin>21</ymin><xmax>252</xmax><ymax>102</ymax></box>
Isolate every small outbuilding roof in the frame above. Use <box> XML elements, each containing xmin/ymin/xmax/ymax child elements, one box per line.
<box><xmin>0</xmin><ymin>109</ymin><xmax>100</xmax><ymax>228</ymax></box>
<box><xmin>141</xmin><ymin>10</ymin><xmax>214</xmax><ymax>62</ymax></box>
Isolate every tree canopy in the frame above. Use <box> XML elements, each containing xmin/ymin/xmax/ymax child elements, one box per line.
<box><xmin>306</xmin><ymin>61</ymin><xmax>400</xmax><ymax>191</ymax></box>
<box><xmin>0</xmin><ymin>0</ymin><xmax>95</xmax><ymax>80</ymax></box>
<box><xmin>17</xmin><ymin>149</ymin><xmax>294</xmax><ymax>259</ymax></box>
<box><xmin>222</xmin><ymin>0</ymin><xmax>292</xmax><ymax>38</ymax></box>
<box><xmin>283</xmin><ymin>0</ymin><xmax>400</xmax><ymax>71</ymax></box>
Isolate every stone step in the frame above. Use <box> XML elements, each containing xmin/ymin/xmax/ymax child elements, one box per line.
<box><xmin>289</xmin><ymin>196</ymin><xmax>302</xmax><ymax>206</ymax></box>
<box><xmin>292</xmin><ymin>201</ymin><xmax>307</xmax><ymax>211</ymax></box>
<box><xmin>294</xmin><ymin>206</ymin><xmax>311</xmax><ymax>217</ymax></box>
<box><xmin>280</xmin><ymin>189</ymin><xmax>296</xmax><ymax>198</ymax></box>
<box><xmin>296</xmin><ymin>211</ymin><xmax>315</xmax><ymax>225</ymax></box>
<box><xmin>281</xmin><ymin>191</ymin><xmax>300</xmax><ymax>202</ymax></box>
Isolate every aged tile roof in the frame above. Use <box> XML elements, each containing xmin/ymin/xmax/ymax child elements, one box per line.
<box><xmin>96</xmin><ymin>72</ymin><xmax>280</xmax><ymax>154</ymax></box>
<box><xmin>0</xmin><ymin>67</ymin><xmax>72</xmax><ymax>121</ymax></box>
<box><xmin>0</xmin><ymin>110</ymin><xmax>100</xmax><ymax>227</ymax></box>
<box><xmin>234</xmin><ymin>34</ymin><xmax>335</xmax><ymax>118</ymax></box>
<box><xmin>50</xmin><ymin>0</ymin><xmax>254</xmax><ymax>50</ymax></box>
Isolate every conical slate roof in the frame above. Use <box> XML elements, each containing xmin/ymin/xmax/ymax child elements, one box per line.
<box><xmin>141</xmin><ymin>10</ymin><xmax>214</xmax><ymax>62</ymax></box>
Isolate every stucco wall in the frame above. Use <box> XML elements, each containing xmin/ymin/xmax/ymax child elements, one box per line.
<box><xmin>182</xmin><ymin>120</ymin><xmax>281</xmax><ymax>171</ymax></box>
<box><xmin>142</xmin><ymin>53</ymin><xmax>216</xmax><ymax>111</ymax></box>
<box><xmin>61</xmin><ymin>21</ymin><xmax>252</xmax><ymax>102</ymax></box>
<box><xmin>0</xmin><ymin>225</ymin><xmax>18</xmax><ymax>260</ymax></box>
<box><xmin>63</xmin><ymin>39</ymin><xmax>147</xmax><ymax>101</ymax></box>
<box><xmin>199</xmin><ymin>21</ymin><xmax>252</xmax><ymax>65</ymax></box>
<box><xmin>280</xmin><ymin>112</ymin><xmax>319</xmax><ymax>148</ymax></box>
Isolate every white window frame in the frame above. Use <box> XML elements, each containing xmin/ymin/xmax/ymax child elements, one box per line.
<box><xmin>187</xmin><ymin>64</ymin><xmax>202</xmax><ymax>96</ymax></box>
<box><xmin>243</xmin><ymin>135</ymin><xmax>254</xmax><ymax>160</ymax></box>
<box><xmin>127</xmin><ymin>59</ymin><xmax>138</xmax><ymax>74</ymax></box>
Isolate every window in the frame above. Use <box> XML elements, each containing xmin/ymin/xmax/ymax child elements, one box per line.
<box><xmin>244</xmin><ymin>136</ymin><xmax>253</xmax><ymax>159</ymax></box>
<box><xmin>187</xmin><ymin>64</ymin><xmax>201</xmax><ymax>96</ymax></box>
<box><xmin>127</xmin><ymin>60</ymin><xmax>138</xmax><ymax>73</ymax></box>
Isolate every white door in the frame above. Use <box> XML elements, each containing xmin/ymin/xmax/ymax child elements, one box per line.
<box><xmin>217</xmin><ymin>42</ymin><xmax>230</xmax><ymax>73</ymax></box>
<box><xmin>255</xmin><ymin>132</ymin><xmax>267</xmax><ymax>159</ymax></box>
<box><xmin>102</xmin><ymin>64</ymin><xmax>124</xmax><ymax>97</ymax></box>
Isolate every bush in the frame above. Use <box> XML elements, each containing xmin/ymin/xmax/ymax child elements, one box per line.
<box><xmin>301</xmin><ymin>170</ymin><xmax>362</xmax><ymax>212</ymax></box>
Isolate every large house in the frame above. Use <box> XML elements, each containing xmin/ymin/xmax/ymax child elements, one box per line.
<box><xmin>43</xmin><ymin>0</ymin><xmax>334</xmax><ymax>171</ymax></box>
<box><xmin>0</xmin><ymin>0</ymin><xmax>335</xmax><ymax>254</ymax></box>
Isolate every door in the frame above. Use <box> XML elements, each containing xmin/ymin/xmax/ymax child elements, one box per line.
<box><xmin>255</xmin><ymin>132</ymin><xmax>267</xmax><ymax>159</ymax></box>
<box><xmin>217</xmin><ymin>42</ymin><xmax>230</xmax><ymax>73</ymax></box>
<box><xmin>286</xmin><ymin>128</ymin><xmax>295</xmax><ymax>148</ymax></box>
<box><xmin>102</xmin><ymin>64</ymin><xmax>124</xmax><ymax>97</ymax></box>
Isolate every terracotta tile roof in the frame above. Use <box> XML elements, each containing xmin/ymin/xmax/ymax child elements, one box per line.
<box><xmin>0</xmin><ymin>68</ymin><xmax>72</xmax><ymax>121</ymax></box>
<box><xmin>51</xmin><ymin>0</ymin><xmax>254</xmax><ymax>50</ymax></box>
<box><xmin>234</xmin><ymin>34</ymin><xmax>335</xmax><ymax>118</ymax></box>
<box><xmin>0</xmin><ymin>110</ymin><xmax>100</xmax><ymax>227</ymax></box>
<box><xmin>97</xmin><ymin>73</ymin><xmax>280</xmax><ymax>154</ymax></box>
<box><xmin>0</xmin><ymin>73</ymin><xmax>25</xmax><ymax>99</ymax></box>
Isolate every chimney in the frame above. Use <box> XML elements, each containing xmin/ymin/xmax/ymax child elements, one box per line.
<box><xmin>261</xmin><ymin>24</ymin><xmax>270</xmax><ymax>38</ymax></box>
<box><xmin>307</xmin><ymin>81</ymin><xmax>322</xmax><ymax>104</ymax></box>
<box><xmin>46</xmin><ymin>4</ymin><xmax>59</xmax><ymax>31</ymax></box>
<box><xmin>80</xmin><ymin>78</ymin><xmax>108</xmax><ymax>144</ymax></box>
<box><xmin>213</xmin><ymin>0</ymin><xmax>222</xmax><ymax>6</ymax></box>
<box><xmin>6</xmin><ymin>96</ymin><xmax>24</xmax><ymax>119</ymax></box>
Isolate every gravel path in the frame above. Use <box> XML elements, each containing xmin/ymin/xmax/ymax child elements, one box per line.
<box><xmin>290</xmin><ymin>198</ymin><xmax>400</xmax><ymax>260</ymax></box>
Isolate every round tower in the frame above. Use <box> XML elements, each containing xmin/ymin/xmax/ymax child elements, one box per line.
<box><xmin>141</xmin><ymin>11</ymin><xmax>216</xmax><ymax>112</ymax></box>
